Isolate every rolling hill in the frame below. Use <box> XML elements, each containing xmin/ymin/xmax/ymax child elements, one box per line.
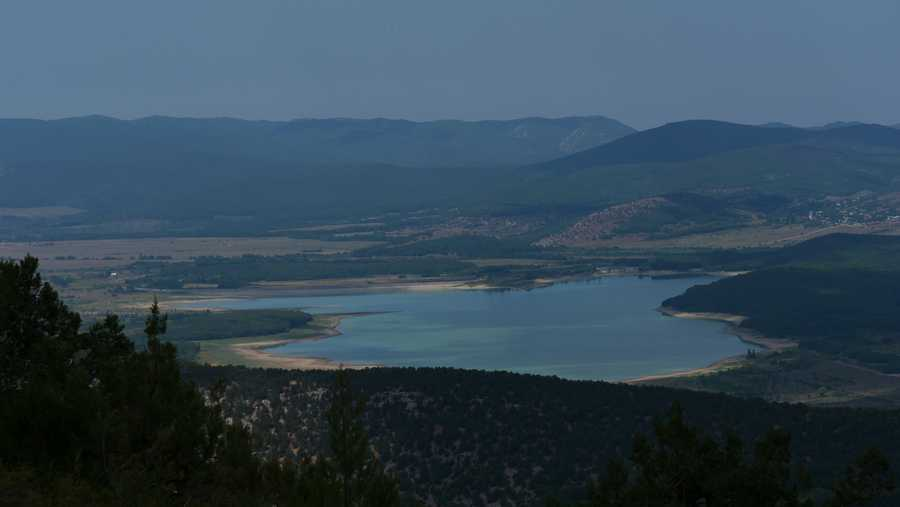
<box><xmin>529</xmin><ymin>120</ymin><xmax>815</xmax><ymax>173</ymax></box>
<box><xmin>3</xmin><ymin>117</ymin><xmax>900</xmax><ymax>241</ymax></box>
<box><xmin>528</xmin><ymin>120</ymin><xmax>900</xmax><ymax>175</ymax></box>
<box><xmin>0</xmin><ymin>114</ymin><xmax>634</xmax><ymax>169</ymax></box>
<box><xmin>514</xmin><ymin>121</ymin><xmax>900</xmax><ymax>215</ymax></box>
<box><xmin>0</xmin><ymin>114</ymin><xmax>631</xmax><ymax>235</ymax></box>
<box><xmin>663</xmin><ymin>233</ymin><xmax>900</xmax><ymax>373</ymax></box>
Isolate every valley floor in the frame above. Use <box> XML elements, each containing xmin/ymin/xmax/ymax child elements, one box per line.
<box><xmin>11</xmin><ymin>225</ymin><xmax>900</xmax><ymax>408</ymax></box>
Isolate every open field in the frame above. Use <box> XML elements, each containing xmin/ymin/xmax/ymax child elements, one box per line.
<box><xmin>467</xmin><ymin>257</ymin><xmax>560</xmax><ymax>267</ymax></box>
<box><xmin>573</xmin><ymin>222</ymin><xmax>900</xmax><ymax>250</ymax></box>
<box><xmin>270</xmin><ymin>222</ymin><xmax>386</xmax><ymax>233</ymax></box>
<box><xmin>0</xmin><ymin>206</ymin><xmax>85</xmax><ymax>218</ymax></box>
<box><xmin>0</xmin><ymin>236</ymin><xmax>383</xmax><ymax>313</ymax></box>
<box><xmin>0</xmin><ymin>236</ymin><xmax>382</xmax><ymax>270</ymax></box>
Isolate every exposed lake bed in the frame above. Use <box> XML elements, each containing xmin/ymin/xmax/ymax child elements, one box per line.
<box><xmin>182</xmin><ymin>276</ymin><xmax>760</xmax><ymax>381</ymax></box>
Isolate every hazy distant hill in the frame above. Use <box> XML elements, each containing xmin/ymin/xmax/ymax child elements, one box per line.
<box><xmin>531</xmin><ymin>120</ymin><xmax>812</xmax><ymax>172</ymax></box>
<box><xmin>529</xmin><ymin>120</ymin><xmax>900</xmax><ymax>174</ymax></box>
<box><xmin>514</xmin><ymin>121</ymin><xmax>900</xmax><ymax>207</ymax></box>
<box><xmin>0</xmin><ymin>114</ymin><xmax>632</xmax><ymax>230</ymax></box>
<box><xmin>758</xmin><ymin>122</ymin><xmax>795</xmax><ymax>128</ymax></box>
<box><xmin>4</xmin><ymin>117</ymin><xmax>900</xmax><ymax>238</ymax></box>
<box><xmin>762</xmin><ymin>121</ymin><xmax>898</xmax><ymax>130</ymax></box>
<box><xmin>0</xmin><ymin>114</ymin><xmax>634</xmax><ymax>169</ymax></box>
<box><xmin>813</xmin><ymin>121</ymin><xmax>867</xmax><ymax>130</ymax></box>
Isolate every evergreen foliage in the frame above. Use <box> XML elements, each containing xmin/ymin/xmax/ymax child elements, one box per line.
<box><xmin>583</xmin><ymin>404</ymin><xmax>891</xmax><ymax>506</ymax></box>
<box><xmin>0</xmin><ymin>256</ymin><xmax>398</xmax><ymax>506</ymax></box>
<box><xmin>556</xmin><ymin>404</ymin><xmax>893</xmax><ymax>506</ymax></box>
<box><xmin>0</xmin><ymin>256</ymin><xmax>895</xmax><ymax>505</ymax></box>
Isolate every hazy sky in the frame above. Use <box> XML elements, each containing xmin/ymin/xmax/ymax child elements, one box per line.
<box><xmin>2</xmin><ymin>1</ymin><xmax>899</xmax><ymax>129</ymax></box>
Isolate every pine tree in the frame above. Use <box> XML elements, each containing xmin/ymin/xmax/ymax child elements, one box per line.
<box><xmin>327</xmin><ymin>368</ymin><xmax>399</xmax><ymax>507</ymax></box>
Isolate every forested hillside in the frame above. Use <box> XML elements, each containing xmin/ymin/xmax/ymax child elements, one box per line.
<box><xmin>184</xmin><ymin>365</ymin><xmax>899</xmax><ymax>506</ymax></box>
<box><xmin>3</xmin><ymin>256</ymin><xmax>897</xmax><ymax>506</ymax></box>
<box><xmin>0</xmin><ymin>256</ymin><xmax>400</xmax><ymax>506</ymax></box>
<box><xmin>663</xmin><ymin>234</ymin><xmax>900</xmax><ymax>373</ymax></box>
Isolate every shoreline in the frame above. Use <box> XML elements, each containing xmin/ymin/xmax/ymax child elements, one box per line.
<box><xmin>126</xmin><ymin>268</ymin><xmax>733</xmax><ymax>313</ymax></box>
<box><xmin>657</xmin><ymin>306</ymin><xmax>798</xmax><ymax>352</ymax></box>
<box><xmin>195</xmin><ymin>313</ymin><xmax>378</xmax><ymax>371</ymax></box>
<box><xmin>624</xmin><ymin>307</ymin><xmax>797</xmax><ymax>384</ymax></box>
<box><xmin>145</xmin><ymin>278</ymin><xmax>494</xmax><ymax>313</ymax></box>
<box><xmin>186</xmin><ymin>276</ymin><xmax>766</xmax><ymax>378</ymax></box>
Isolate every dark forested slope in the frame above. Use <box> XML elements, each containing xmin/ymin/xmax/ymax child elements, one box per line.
<box><xmin>184</xmin><ymin>364</ymin><xmax>900</xmax><ymax>506</ymax></box>
<box><xmin>664</xmin><ymin>234</ymin><xmax>900</xmax><ymax>373</ymax></box>
<box><xmin>2</xmin><ymin>255</ymin><xmax>896</xmax><ymax>506</ymax></box>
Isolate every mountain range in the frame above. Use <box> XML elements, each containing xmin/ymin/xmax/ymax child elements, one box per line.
<box><xmin>0</xmin><ymin>114</ymin><xmax>634</xmax><ymax>169</ymax></box>
<box><xmin>2</xmin><ymin>116</ymin><xmax>900</xmax><ymax>238</ymax></box>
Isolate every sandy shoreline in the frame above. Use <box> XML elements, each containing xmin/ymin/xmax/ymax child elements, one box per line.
<box><xmin>657</xmin><ymin>307</ymin><xmax>797</xmax><ymax>352</ymax></box>
<box><xmin>137</xmin><ymin>278</ymin><xmax>493</xmax><ymax>313</ymax></box>
<box><xmin>128</xmin><ymin>269</ymin><xmax>730</xmax><ymax>313</ymax></box>
<box><xmin>624</xmin><ymin>307</ymin><xmax>797</xmax><ymax>384</ymax></box>
<box><xmin>227</xmin><ymin>337</ymin><xmax>353</xmax><ymax>370</ymax></box>
<box><xmin>180</xmin><ymin>275</ymin><xmax>772</xmax><ymax>378</ymax></box>
<box><xmin>157</xmin><ymin>277</ymin><xmax>501</xmax><ymax>371</ymax></box>
<box><xmin>196</xmin><ymin>314</ymin><xmax>379</xmax><ymax>371</ymax></box>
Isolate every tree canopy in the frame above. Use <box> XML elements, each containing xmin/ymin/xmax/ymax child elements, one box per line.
<box><xmin>0</xmin><ymin>256</ymin><xmax>894</xmax><ymax>506</ymax></box>
<box><xmin>0</xmin><ymin>256</ymin><xmax>398</xmax><ymax>506</ymax></box>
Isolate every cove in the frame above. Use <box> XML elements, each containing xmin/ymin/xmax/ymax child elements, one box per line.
<box><xmin>192</xmin><ymin>276</ymin><xmax>755</xmax><ymax>381</ymax></box>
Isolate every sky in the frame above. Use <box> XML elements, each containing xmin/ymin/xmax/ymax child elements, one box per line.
<box><xmin>1</xmin><ymin>1</ymin><xmax>899</xmax><ymax>129</ymax></box>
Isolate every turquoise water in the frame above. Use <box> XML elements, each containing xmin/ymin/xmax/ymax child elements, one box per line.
<box><xmin>190</xmin><ymin>277</ymin><xmax>754</xmax><ymax>381</ymax></box>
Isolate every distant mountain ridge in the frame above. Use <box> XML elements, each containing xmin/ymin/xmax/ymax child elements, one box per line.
<box><xmin>758</xmin><ymin>121</ymin><xmax>898</xmax><ymax>130</ymax></box>
<box><xmin>813</xmin><ymin>121</ymin><xmax>866</xmax><ymax>130</ymax></box>
<box><xmin>4</xmin><ymin>116</ymin><xmax>900</xmax><ymax>237</ymax></box>
<box><xmin>0</xmin><ymin>114</ymin><xmax>635</xmax><ymax>169</ymax></box>
<box><xmin>529</xmin><ymin>120</ymin><xmax>900</xmax><ymax>174</ymax></box>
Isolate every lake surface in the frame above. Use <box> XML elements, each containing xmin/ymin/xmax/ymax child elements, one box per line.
<box><xmin>192</xmin><ymin>277</ymin><xmax>755</xmax><ymax>381</ymax></box>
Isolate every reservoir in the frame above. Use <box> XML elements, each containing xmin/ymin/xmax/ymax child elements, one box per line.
<box><xmin>190</xmin><ymin>276</ymin><xmax>753</xmax><ymax>381</ymax></box>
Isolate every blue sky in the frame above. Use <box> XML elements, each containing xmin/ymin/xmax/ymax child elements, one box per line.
<box><xmin>2</xmin><ymin>0</ymin><xmax>898</xmax><ymax>128</ymax></box>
